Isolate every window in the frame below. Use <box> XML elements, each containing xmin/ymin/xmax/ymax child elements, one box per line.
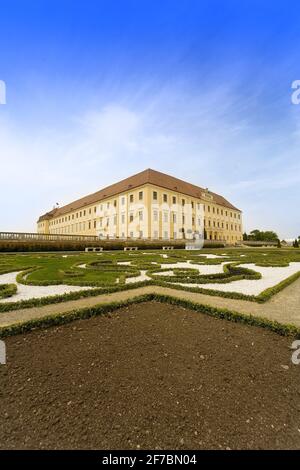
<box><xmin>139</xmin><ymin>210</ymin><xmax>143</xmax><ymax>221</ymax></box>
<box><xmin>107</xmin><ymin>202</ymin><xmax>110</xmax><ymax>209</ymax></box>
<box><xmin>129</xmin><ymin>214</ymin><xmax>134</xmax><ymax>223</ymax></box>
<box><xmin>191</xmin><ymin>201</ymin><xmax>194</xmax><ymax>209</ymax></box>
<box><xmin>164</xmin><ymin>231</ymin><xmax>168</xmax><ymax>239</ymax></box>
<box><xmin>182</xmin><ymin>199</ymin><xmax>185</xmax><ymax>206</ymax></box>
<box><xmin>172</xmin><ymin>213</ymin><xmax>177</xmax><ymax>223</ymax></box>
<box><xmin>163</xmin><ymin>194</ymin><xmax>168</xmax><ymax>203</ymax></box>
<box><xmin>172</xmin><ymin>196</ymin><xmax>176</xmax><ymax>204</ymax></box>
<box><xmin>114</xmin><ymin>215</ymin><xmax>117</xmax><ymax>225</ymax></box>
<box><xmin>208</xmin><ymin>206</ymin><xmax>210</xmax><ymax>212</ymax></box>
<box><xmin>83</xmin><ymin>210</ymin><xmax>86</xmax><ymax>216</ymax></box>
<box><xmin>76</xmin><ymin>213</ymin><xmax>78</xmax><ymax>218</ymax></box>
<box><xmin>173</xmin><ymin>232</ymin><xmax>177</xmax><ymax>239</ymax></box>
<box><xmin>121</xmin><ymin>197</ymin><xmax>125</xmax><ymax>205</ymax></box>
<box><xmin>130</xmin><ymin>231</ymin><xmax>134</xmax><ymax>238</ymax></box>
<box><xmin>153</xmin><ymin>230</ymin><xmax>158</xmax><ymax>239</ymax></box>
<box><xmin>88</xmin><ymin>221</ymin><xmax>91</xmax><ymax>230</ymax></box>
<box><xmin>113</xmin><ymin>200</ymin><xmax>117</xmax><ymax>207</ymax></box>
<box><xmin>80</xmin><ymin>212</ymin><xmax>82</xmax><ymax>217</ymax></box>
<box><xmin>163</xmin><ymin>212</ymin><xmax>168</xmax><ymax>223</ymax></box>
<box><xmin>130</xmin><ymin>194</ymin><xmax>134</xmax><ymax>203</ymax></box>
<box><xmin>89</xmin><ymin>208</ymin><xmax>91</xmax><ymax>215</ymax></box>
<box><xmin>153</xmin><ymin>210</ymin><xmax>158</xmax><ymax>222</ymax></box>
<box><xmin>94</xmin><ymin>220</ymin><xmax>96</xmax><ymax>229</ymax></box>
<box><xmin>121</xmin><ymin>213</ymin><xmax>125</xmax><ymax>224</ymax></box>
<box><xmin>139</xmin><ymin>191</ymin><xmax>143</xmax><ymax>200</ymax></box>
<box><xmin>192</xmin><ymin>217</ymin><xmax>195</xmax><ymax>225</ymax></box>
<box><xmin>153</xmin><ymin>191</ymin><xmax>157</xmax><ymax>200</ymax></box>
<box><xmin>182</xmin><ymin>215</ymin><xmax>185</xmax><ymax>224</ymax></box>
<box><xmin>139</xmin><ymin>230</ymin><xmax>143</xmax><ymax>238</ymax></box>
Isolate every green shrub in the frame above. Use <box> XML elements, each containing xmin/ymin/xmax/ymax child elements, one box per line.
<box><xmin>0</xmin><ymin>283</ymin><xmax>17</xmax><ymax>299</ymax></box>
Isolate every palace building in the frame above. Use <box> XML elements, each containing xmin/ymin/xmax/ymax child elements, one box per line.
<box><xmin>37</xmin><ymin>169</ymin><xmax>243</xmax><ymax>243</ymax></box>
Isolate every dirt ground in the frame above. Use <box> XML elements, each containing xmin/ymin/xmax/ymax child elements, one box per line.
<box><xmin>0</xmin><ymin>301</ymin><xmax>300</xmax><ymax>450</ymax></box>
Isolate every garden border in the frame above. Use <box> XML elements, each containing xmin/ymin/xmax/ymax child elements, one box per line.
<box><xmin>0</xmin><ymin>293</ymin><xmax>299</xmax><ymax>339</ymax></box>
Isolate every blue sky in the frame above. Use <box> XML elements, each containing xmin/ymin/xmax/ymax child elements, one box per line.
<box><xmin>0</xmin><ymin>0</ymin><xmax>299</xmax><ymax>238</ymax></box>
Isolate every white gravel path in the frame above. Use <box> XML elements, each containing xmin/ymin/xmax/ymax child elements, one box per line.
<box><xmin>175</xmin><ymin>262</ymin><xmax>300</xmax><ymax>295</ymax></box>
<box><xmin>154</xmin><ymin>270</ymin><xmax>175</xmax><ymax>277</ymax></box>
<box><xmin>125</xmin><ymin>270</ymin><xmax>151</xmax><ymax>284</ymax></box>
<box><xmin>160</xmin><ymin>261</ymin><xmax>226</xmax><ymax>274</ymax></box>
<box><xmin>197</xmin><ymin>254</ymin><xmax>229</xmax><ymax>259</ymax></box>
<box><xmin>0</xmin><ymin>271</ymin><xmax>94</xmax><ymax>303</ymax></box>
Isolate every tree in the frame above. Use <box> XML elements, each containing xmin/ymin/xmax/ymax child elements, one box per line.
<box><xmin>277</xmin><ymin>239</ymin><xmax>281</xmax><ymax>248</ymax></box>
<box><xmin>293</xmin><ymin>239</ymin><xmax>299</xmax><ymax>248</ymax></box>
<box><xmin>246</xmin><ymin>229</ymin><xmax>279</xmax><ymax>242</ymax></box>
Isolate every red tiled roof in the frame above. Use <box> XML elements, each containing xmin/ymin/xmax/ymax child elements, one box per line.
<box><xmin>38</xmin><ymin>168</ymin><xmax>241</xmax><ymax>221</ymax></box>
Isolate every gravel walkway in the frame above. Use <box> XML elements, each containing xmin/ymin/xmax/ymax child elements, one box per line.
<box><xmin>0</xmin><ymin>277</ymin><xmax>300</xmax><ymax>329</ymax></box>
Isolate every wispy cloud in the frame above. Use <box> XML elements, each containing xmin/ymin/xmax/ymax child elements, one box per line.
<box><xmin>0</xmin><ymin>77</ymin><xmax>299</xmax><ymax>238</ymax></box>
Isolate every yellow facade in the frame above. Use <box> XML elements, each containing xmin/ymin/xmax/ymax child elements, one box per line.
<box><xmin>37</xmin><ymin>181</ymin><xmax>243</xmax><ymax>243</ymax></box>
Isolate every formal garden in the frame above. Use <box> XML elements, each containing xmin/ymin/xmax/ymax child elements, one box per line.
<box><xmin>0</xmin><ymin>248</ymin><xmax>300</xmax><ymax>308</ymax></box>
<box><xmin>1</xmin><ymin>247</ymin><xmax>300</xmax><ymax>450</ymax></box>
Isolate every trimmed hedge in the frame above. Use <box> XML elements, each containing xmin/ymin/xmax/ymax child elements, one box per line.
<box><xmin>1</xmin><ymin>267</ymin><xmax>300</xmax><ymax>313</ymax></box>
<box><xmin>0</xmin><ymin>239</ymin><xmax>225</xmax><ymax>252</ymax></box>
<box><xmin>256</xmin><ymin>270</ymin><xmax>300</xmax><ymax>302</ymax></box>
<box><xmin>147</xmin><ymin>263</ymin><xmax>261</xmax><ymax>284</ymax></box>
<box><xmin>0</xmin><ymin>283</ymin><xmax>17</xmax><ymax>299</ymax></box>
<box><xmin>0</xmin><ymin>293</ymin><xmax>299</xmax><ymax>339</ymax></box>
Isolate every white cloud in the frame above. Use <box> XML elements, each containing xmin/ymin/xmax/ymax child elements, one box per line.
<box><xmin>0</xmin><ymin>84</ymin><xmax>299</xmax><ymax>237</ymax></box>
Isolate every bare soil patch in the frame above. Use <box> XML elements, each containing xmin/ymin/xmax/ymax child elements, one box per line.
<box><xmin>0</xmin><ymin>302</ymin><xmax>299</xmax><ymax>449</ymax></box>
